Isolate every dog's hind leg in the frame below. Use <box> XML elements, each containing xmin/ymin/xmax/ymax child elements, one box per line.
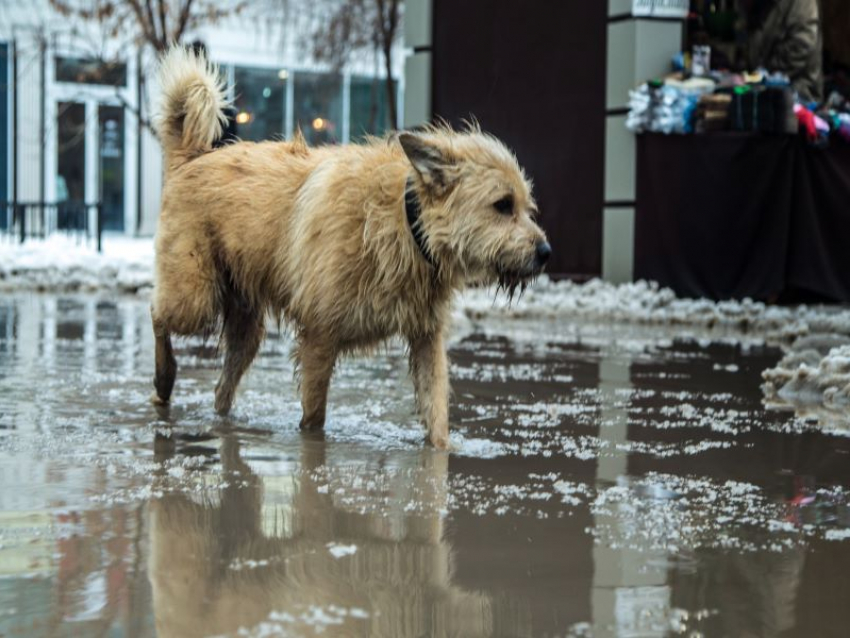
<box><xmin>150</xmin><ymin>227</ymin><xmax>221</xmax><ymax>406</ymax></box>
<box><xmin>214</xmin><ymin>298</ymin><xmax>265</xmax><ymax>415</ymax></box>
<box><xmin>296</xmin><ymin>335</ymin><xmax>337</xmax><ymax>431</ymax></box>
<box><xmin>410</xmin><ymin>332</ymin><xmax>450</xmax><ymax>450</ymax></box>
<box><xmin>151</xmin><ymin>309</ymin><xmax>177</xmax><ymax>405</ymax></box>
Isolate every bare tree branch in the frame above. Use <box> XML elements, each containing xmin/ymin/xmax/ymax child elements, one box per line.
<box><xmin>174</xmin><ymin>0</ymin><xmax>196</xmax><ymax>42</ymax></box>
<box><xmin>127</xmin><ymin>0</ymin><xmax>159</xmax><ymax>48</ymax></box>
<box><xmin>309</xmin><ymin>0</ymin><xmax>402</xmax><ymax>130</ymax></box>
<box><xmin>143</xmin><ymin>0</ymin><xmax>160</xmax><ymax>46</ymax></box>
<box><xmin>157</xmin><ymin>0</ymin><xmax>168</xmax><ymax>46</ymax></box>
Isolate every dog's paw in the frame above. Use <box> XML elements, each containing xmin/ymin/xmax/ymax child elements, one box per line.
<box><xmin>214</xmin><ymin>391</ymin><xmax>234</xmax><ymax>416</ymax></box>
<box><xmin>150</xmin><ymin>391</ymin><xmax>169</xmax><ymax>406</ymax></box>
<box><xmin>215</xmin><ymin>403</ymin><xmax>232</xmax><ymax>417</ymax></box>
<box><xmin>299</xmin><ymin>415</ymin><xmax>326</xmax><ymax>431</ymax></box>
<box><xmin>428</xmin><ymin>433</ymin><xmax>452</xmax><ymax>451</ymax></box>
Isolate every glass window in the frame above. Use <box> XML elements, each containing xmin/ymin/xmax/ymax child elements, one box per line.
<box><xmin>294</xmin><ymin>72</ymin><xmax>342</xmax><ymax>146</ymax></box>
<box><xmin>349</xmin><ymin>76</ymin><xmax>393</xmax><ymax>142</ymax></box>
<box><xmin>55</xmin><ymin>56</ymin><xmax>127</xmax><ymax>86</ymax></box>
<box><xmin>99</xmin><ymin>105</ymin><xmax>124</xmax><ymax>231</ymax></box>
<box><xmin>233</xmin><ymin>66</ymin><xmax>287</xmax><ymax>142</ymax></box>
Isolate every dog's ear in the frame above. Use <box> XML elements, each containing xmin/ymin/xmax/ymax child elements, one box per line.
<box><xmin>398</xmin><ymin>133</ymin><xmax>454</xmax><ymax>195</ymax></box>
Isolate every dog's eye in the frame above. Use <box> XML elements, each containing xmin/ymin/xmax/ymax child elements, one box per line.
<box><xmin>493</xmin><ymin>195</ymin><xmax>514</xmax><ymax>215</ymax></box>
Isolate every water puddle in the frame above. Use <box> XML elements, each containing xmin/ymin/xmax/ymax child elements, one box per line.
<box><xmin>1</xmin><ymin>294</ymin><xmax>849</xmax><ymax>637</ymax></box>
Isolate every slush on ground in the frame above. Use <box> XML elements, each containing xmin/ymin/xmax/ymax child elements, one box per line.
<box><xmin>2</xmin><ymin>244</ymin><xmax>850</xmax><ymax>636</ymax></box>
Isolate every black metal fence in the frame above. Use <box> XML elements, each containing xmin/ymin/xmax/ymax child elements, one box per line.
<box><xmin>0</xmin><ymin>202</ymin><xmax>103</xmax><ymax>252</ymax></box>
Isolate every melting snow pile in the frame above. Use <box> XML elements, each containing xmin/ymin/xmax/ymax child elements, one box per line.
<box><xmin>763</xmin><ymin>342</ymin><xmax>850</xmax><ymax>412</ymax></box>
<box><xmin>459</xmin><ymin>278</ymin><xmax>850</xmax><ymax>342</ymax></box>
<box><xmin>461</xmin><ymin>278</ymin><xmax>850</xmax><ymax>421</ymax></box>
<box><xmin>0</xmin><ymin>235</ymin><xmax>153</xmax><ymax>292</ymax></box>
<box><xmin>4</xmin><ymin>238</ymin><xmax>850</xmax><ymax>348</ymax></box>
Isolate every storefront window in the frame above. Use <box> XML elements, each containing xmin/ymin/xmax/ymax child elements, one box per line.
<box><xmin>349</xmin><ymin>76</ymin><xmax>393</xmax><ymax>142</ymax></box>
<box><xmin>55</xmin><ymin>57</ymin><xmax>126</xmax><ymax>86</ymax></box>
<box><xmin>294</xmin><ymin>72</ymin><xmax>342</xmax><ymax>146</ymax></box>
<box><xmin>233</xmin><ymin>66</ymin><xmax>287</xmax><ymax>142</ymax></box>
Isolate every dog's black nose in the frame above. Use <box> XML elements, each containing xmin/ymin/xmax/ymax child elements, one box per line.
<box><xmin>535</xmin><ymin>241</ymin><xmax>552</xmax><ymax>266</ymax></box>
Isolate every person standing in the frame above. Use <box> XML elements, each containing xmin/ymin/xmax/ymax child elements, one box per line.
<box><xmin>738</xmin><ymin>0</ymin><xmax>823</xmax><ymax>102</ymax></box>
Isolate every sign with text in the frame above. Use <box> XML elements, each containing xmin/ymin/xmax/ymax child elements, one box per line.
<box><xmin>632</xmin><ymin>0</ymin><xmax>689</xmax><ymax>18</ymax></box>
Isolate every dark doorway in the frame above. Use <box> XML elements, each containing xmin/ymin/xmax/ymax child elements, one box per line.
<box><xmin>431</xmin><ymin>1</ymin><xmax>607</xmax><ymax>277</ymax></box>
<box><xmin>99</xmin><ymin>105</ymin><xmax>124</xmax><ymax>231</ymax></box>
<box><xmin>57</xmin><ymin>101</ymin><xmax>87</xmax><ymax>231</ymax></box>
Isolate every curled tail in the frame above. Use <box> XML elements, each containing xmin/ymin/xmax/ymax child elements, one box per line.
<box><xmin>155</xmin><ymin>46</ymin><xmax>228</xmax><ymax>167</ymax></box>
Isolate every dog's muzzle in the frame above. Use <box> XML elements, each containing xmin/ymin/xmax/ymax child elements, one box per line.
<box><xmin>534</xmin><ymin>241</ymin><xmax>552</xmax><ymax>270</ymax></box>
<box><xmin>495</xmin><ymin>241</ymin><xmax>552</xmax><ymax>295</ymax></box>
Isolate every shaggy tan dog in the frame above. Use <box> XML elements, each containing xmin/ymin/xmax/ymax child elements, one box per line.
<box><xmin>151</xmin><ymin>48</ymin><xmax>550</xmax><ymax>448</ymax></box>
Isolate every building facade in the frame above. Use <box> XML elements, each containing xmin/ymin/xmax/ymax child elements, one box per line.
<box><xmin>0</xmin><ymin>2</ymin><xmax>403</xmax><ymax>237</ymax></box>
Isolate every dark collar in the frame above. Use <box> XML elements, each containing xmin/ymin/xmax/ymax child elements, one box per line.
<box><xmin>405</xmin><ymin>178</ymin><xmax>436</xmax><ymax>269</ymax></box>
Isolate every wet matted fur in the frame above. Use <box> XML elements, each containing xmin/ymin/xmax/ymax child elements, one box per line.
<box><xmin>150</xmin><ymin>47</ymin><xmax>550</xmax><ymax>449</ymax></box>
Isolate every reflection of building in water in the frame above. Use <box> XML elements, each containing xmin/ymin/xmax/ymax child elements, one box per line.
<box><xmin>0</xmin><ymin>296</ymin><xmax>151</xmax><ymax>407</ymax></box>
<box><xmin>0</xmin><ymin>296</ymin><xmax>154</xmax><ymax>637</ymax></box>
<box><xmin>0</xmin><ymin>474</ymin><xmax>153</xmax><ymax>636</ymax></box>
<box><xmin>0</xmin><ymin>511</ymin><xmax>54</xmax><ymax>578</ymax></box>
<box><xmin>0</xmin><ymin>3</ymin><xmax>401</xmax><ymax>235</ymax></box>
<box><xmin>148</xmin><ymin>436</ymin><xmax>495</xmax><ymax>638</ymax></box>
<box><xmin>671</xmin><ymin>547</ymin><xmax>805</xmax><ymax>637</ymax></box>
<box><xmin>592</xmin><ymin>350</ymin><xmax>673</xmax><ymax>637</ymax></box>
<box><xmin>625</xmin><ymin>340</ymin><xmax>821</xmax><ymax>637</ymax></box>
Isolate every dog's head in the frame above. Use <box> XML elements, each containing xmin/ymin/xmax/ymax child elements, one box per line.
<box><xmin>398</xmin><ymin>127</ymin><xmax>550</xmax><ymax>292</ymax></box>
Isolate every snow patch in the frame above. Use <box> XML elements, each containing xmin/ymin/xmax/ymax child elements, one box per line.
<box><xmin>763</xmin><ymin>344</ymin><xmax>850</xmax><ymax>420</ymax></box>
<box><xmin>326</xmin><ymin>543</ymin><xmax>358</xmax><ymax>558</ymax></box>
<box><xmin>459</xmin><ymin>277</ymin><xmax>850</xmax><ymax>342</ymax></box>
<box><xmin>825</xmin><ymin>528</ymin><xmax>850</xmax><ymax>541</ymax></box>
<box><xmin>451</xmin><ymin>434</ymin><xmax>511</xmax><ymax>458</ymax></box>
<box><xmin>0</xmin><ymin>235</ymin><xmax>153</xmax><ymax>293</ymax></box>
<box><xmin>5</xmin><ymin>242</ymin><xmax>850</xmax><ymax>352</ymax></box>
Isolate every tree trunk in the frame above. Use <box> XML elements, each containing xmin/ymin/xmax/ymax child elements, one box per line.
<box><xmin>375</xmin><ymin>0</ymin><xmax>399</xmax><ymax>130</ymax></box>
<box><xmin>382</xmin><ymin>40</ymin><xmax>397</xmax><ymax>129</ymax></box>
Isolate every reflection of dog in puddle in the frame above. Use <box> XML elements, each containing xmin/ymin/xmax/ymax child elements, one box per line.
<box><xmin>148</xmin><ymin>436</ymin><xmax>494</xmax><ymax>637</ymax></box>
<box><xmin>149</xmin><ymin>47</ymin><xmax>550</xmax><ymax>449</ymax></box>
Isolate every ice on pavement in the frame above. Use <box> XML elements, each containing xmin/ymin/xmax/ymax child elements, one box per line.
<box><xmin>763</xmin><ymin>343</ymin><xmax>850</xmax><ymax>417</ymax></box>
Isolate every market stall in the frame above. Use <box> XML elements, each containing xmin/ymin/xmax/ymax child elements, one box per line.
<box><xmin>631</xmin><ymin>0</ymin><xmax>850</xmax><ymax>301</ymax></box>
<box><xmin>635</xmin><ymin>133</ymin><xmax>850</xmax><ymax>301</ymax></box>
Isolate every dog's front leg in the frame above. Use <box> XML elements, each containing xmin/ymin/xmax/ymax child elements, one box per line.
<box><xmin>297</xmin><ymin>335</ymin><xmax>337</xmax><ymax>431</ymax></box>
<box><xmin>410</xmin><ymin>332</ymin><xmax>450</xmax><ymax>450</ymax></box>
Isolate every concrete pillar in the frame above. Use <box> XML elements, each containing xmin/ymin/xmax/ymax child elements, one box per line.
<box><xmin>603</xmin><ymin>1</ymin><xmax>684</xmax><ymax>283</ymax></box>
<box><xmin>403</xmin><ymin>0</ymin><xmax>432</xmax><ymax>128</ymax></box>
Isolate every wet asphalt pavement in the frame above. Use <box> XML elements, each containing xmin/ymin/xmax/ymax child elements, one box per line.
<box><xmin>1</xmin><ymin>294</ymin><xmax>850</xmax><ymax>637</ymax></box>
